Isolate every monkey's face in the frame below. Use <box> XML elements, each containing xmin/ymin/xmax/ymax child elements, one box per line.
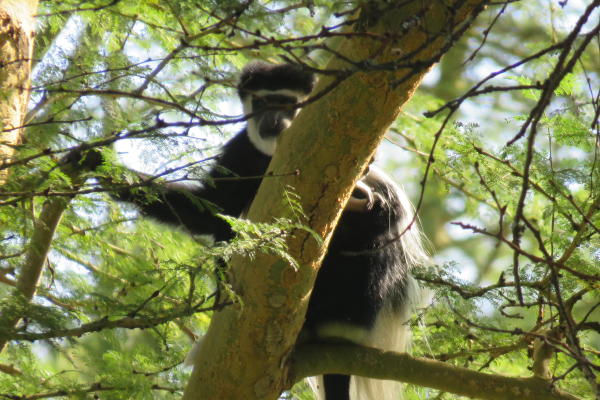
<box><xmin>251</xmin><ymin>93</ymin><xmax>299</xmax><ymax>138</ymax></box>
<box><xmin>236</xmin><ymin>62</ymin><xmax>316</xmax><ymax>155</ymax></box>
<box><xmin>242</xmin><ymin>90</ymin><xmax>306</xmax><ymax>156</ymax></box>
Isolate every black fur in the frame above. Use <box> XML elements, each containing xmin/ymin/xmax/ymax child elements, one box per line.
<box><xmin>238</xmin><ymin>61</ymin><xmax>315</xmax><ymax>98</ymax></box>
<box><xmin>107</xmin><ymin>62</ymin><xmax>316</xmax><ymax>241</ymax></box>
<box><xmin>302</xmin><ymin>168</ymin><xmax>411</xmax><ymax>337</ymax></box>
<box><xmin>301</xmin><ymin>166</ymin><xmax>414</xmax><ymax>400</ymax></box>
<box><xmin>112</xmin><ymin>132</ymin><xmax>272</xmax><ymax>242</ymax></box>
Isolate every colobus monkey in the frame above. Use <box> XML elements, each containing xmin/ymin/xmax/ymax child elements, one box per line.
<box><xmin>72</xmin><ymin>61</ymin><xmax>429</xmax><ymax>400</ymax></box>
<box><xmin>93</xmin><ymin>62</ymin><xmax>315</xmax><ymax>243</ymax></box>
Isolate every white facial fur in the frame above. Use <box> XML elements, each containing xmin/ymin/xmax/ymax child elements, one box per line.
<box><xmin>242</xmin><ymin>90</ymin><xmax>308</xmax><ymax>156</ymax></box>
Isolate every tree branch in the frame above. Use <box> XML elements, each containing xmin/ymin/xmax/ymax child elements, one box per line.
<box><xmin>293</xmin><ymin>344</ymin><xmax>582</xmax><ymax>400</ymax></box>
<box><xmin>0</xmin><ymin>194</ymin><xmax>69</xmax><ymax>353</ymax></box>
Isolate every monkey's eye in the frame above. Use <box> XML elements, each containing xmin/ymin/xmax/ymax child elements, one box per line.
<box><xmin>251</xmin><ymin>96</ymin><xmax>267</xmax><ymax>107</ymax></box>
<box><xmin>252</xmin><ymin>94</ymin><xmax>298</xmax><ymax>110</ymax></box>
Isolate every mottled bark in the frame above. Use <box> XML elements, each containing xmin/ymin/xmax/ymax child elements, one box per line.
<box><xmin>0</xmin><ymin>0</ymin><xmax>38</xmax><ymax>184</ymax></box>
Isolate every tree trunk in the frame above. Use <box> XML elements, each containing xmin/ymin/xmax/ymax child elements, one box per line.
<box><xmin>0</xmin><ymin>0</ymin><xmax>38</xmax><ymax>185</ymax></box>
<box><xmin>183</xmin><ymin>0</ymin><xmax>486</xmax><ymax>399</ymax></box>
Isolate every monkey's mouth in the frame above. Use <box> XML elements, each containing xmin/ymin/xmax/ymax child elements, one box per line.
<box><xmin>259</xmin><ymin>127</ymin><xmax>286</xmax><ymax>138</ymax></box>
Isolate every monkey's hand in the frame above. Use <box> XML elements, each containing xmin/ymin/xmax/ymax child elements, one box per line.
<box><xmin>346</xmin><ymin>180</ymin><xmax>384</xmax><ymax>212</ymax></box>
<box><xmin>60</xmin><ymin>148</ymin><xmax>104</xmax><ymax>171</ymax></box>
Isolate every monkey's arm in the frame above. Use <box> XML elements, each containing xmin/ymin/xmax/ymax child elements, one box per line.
<box><xmin>67</xmin><ymin>131</ymin><xmax>270</xmax><ymax>242</ymax></box>
<box><xmin>109</xmin><ymin>173</ymin><xmax>242</xmax><ymax>242</ymax></box>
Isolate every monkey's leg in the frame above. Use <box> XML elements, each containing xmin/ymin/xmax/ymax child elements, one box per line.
<box><xmin>323</xmin><ymin>374</ymin><xmax>351</xmax><ymax>400</ymax></box>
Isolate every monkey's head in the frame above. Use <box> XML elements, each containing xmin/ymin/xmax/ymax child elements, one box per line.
<box><xmin>238</xmin><ymin>61</ymin><xmax>315</xmax><ymax>156</ymax></box>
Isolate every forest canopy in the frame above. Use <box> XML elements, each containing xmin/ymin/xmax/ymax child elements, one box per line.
<box><xmin>0</xmin><ymin>0</ymin><xmax>599</xmax><ymax>399</ymax></box>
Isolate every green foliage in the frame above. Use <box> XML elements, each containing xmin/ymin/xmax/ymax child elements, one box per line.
<box><xmin>388</xmin><ymin>14</ymin><xmax>600</xmax><ymax>396</ymax></box>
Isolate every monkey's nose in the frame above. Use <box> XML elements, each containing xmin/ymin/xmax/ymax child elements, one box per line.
<box><xmin>259</xmin><ymin>113</ymin><xmax>291</xmax><ymax>138</ymax></box>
